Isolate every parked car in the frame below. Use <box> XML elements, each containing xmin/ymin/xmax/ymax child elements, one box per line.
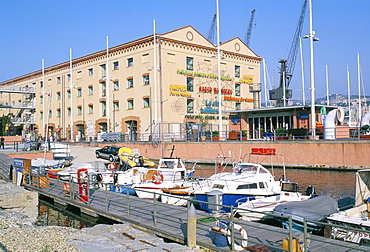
<box><xmin>95</xmin><ymin>146</ymin><xmax>120</xmax><ymax>162</ymax></box>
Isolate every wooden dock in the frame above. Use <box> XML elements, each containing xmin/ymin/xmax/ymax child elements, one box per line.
<box><xmin>22</xmin><ymin>177</ymin><xmax>370</xmax><ymax>252</ymax></box>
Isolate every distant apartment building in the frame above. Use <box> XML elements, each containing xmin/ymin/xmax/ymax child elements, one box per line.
<box><xmin>0</xmin><ymin>26</ymin><xmax>261</xmax><ymax>141</ymax></box>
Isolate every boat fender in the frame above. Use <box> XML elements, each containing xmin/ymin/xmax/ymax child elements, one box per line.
<box><xmin>152</xmin><ymin>173</ymin><xmax>164</xmax><ymax>184</ymax></box>
<box><xmin>227</xmin><ymin>223</ymin><xmax>248</xmax><ymax>251</ymax></box>
<box><xmin>211</xmin><ymin>226</ymin><xmax>228</xmax><ymax>235</ymax></box>
<box><xmin>108</xmin><ymin>162</ymin><xmax>117</xmax><ymax>170</ymax></box>
<box><xmin>96</xmin><ymin>174</ymin><xmax>103</xmax><ymax>182</ymax></box>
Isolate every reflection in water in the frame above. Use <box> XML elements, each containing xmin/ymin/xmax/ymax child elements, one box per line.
<box><xmin>272</xmin><ymin>168</ymin><xmax>357</xmax><ymax>200</ymax></box>
<box><xmin>36</xmin><ymin>201</ymin><xmax>94</xmax><ymax>229</ymax></box>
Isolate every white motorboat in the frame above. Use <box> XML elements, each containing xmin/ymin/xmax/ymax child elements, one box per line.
<box><xmin>234</xmin><ymin>182</ymin><xmax>314</xmax><ymax>222</ymax></box>
<box><xmin>326</xmin><ymin>169</ymin><xmax>370</xmax><ymax>245</ymax></box>
<box><xmin>48</xmin><ymin>161</ymin><xmax>148</xmax><ymax>187</ymax></box>
<box><xmin>194</xmin><ymin>162</ymin><xmax>284</xmax><ymax>212</ymax></box>
<box><xmin>131</xmin><ymin>157</ymin><xmax>195</xmax><ymax>200</ymax></box>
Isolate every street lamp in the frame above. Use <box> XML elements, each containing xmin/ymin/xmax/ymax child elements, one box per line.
<box><xmin>303</xmin><ymin>0</ymin><xmax>319</xmax><ymax>139</ymax></box>
<box><xmin>216</xmin><ymin>0</ymin><xmax>222</xmax><ymax>138</ymax></box>
<box><xmin>67</xmin><ymin>48</ymin><xmax>77</xmax><ymax>142</ymax></box>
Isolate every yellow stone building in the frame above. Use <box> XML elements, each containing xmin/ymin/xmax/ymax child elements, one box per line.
<box><xmin>0</xmin><ymin>26</ymin><xmax>261</xmax><ymax>141</ymax></box>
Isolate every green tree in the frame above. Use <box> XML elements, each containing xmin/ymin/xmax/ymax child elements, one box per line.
<box><xmin>0</xmin><ymin>116</ymin><xmax>11</xmax><ymax>136</ymax></box>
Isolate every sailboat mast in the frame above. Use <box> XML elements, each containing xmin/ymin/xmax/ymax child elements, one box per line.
<box><xmin>357</xmin><ymin>53</ymin><xmax>361</xmax><ymax>124</ymax></box>
<box><xmin>347</xmin><ymin>66</ymin><xmax>351</xmax><ymax>127</ymax></box>
<box><xmin>326</xmin><ymin>65</ymin><xmax>329</xmax><ymax>106</ymax></box>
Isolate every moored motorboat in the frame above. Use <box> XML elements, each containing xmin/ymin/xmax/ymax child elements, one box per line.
<box><xmin>160</xmin><ymin>186</ymin><xmax>194</xmax><ymax>206</ymax></box>
<box><xmin>131</xmin><ymin>157</ymin><xmax>195</xmax><ymax>200</ymax></box>
<box><xmin>193</xmin><ymin>161</ymin><xmax>284</xmax><ymax>212</ymax></box>
<box><xmin>234</xmin><ymin>182</ymin><xmax>315</xmax><ymax>222</ymax></box>
<box><xmin>272</xmin><ymin>194</ymin><xmax>338</xmax><ymax>233</ymax></box>
<box><xmin>326</xmin><ymin>169</ymin><xmax>370</xmax><ymax>244</ymax></box>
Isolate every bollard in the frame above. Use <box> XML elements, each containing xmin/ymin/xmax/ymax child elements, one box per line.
<box><xmin>187</xmin><ymin>203</ymin><xmax>197</xmax><ymax>248</ymax></box>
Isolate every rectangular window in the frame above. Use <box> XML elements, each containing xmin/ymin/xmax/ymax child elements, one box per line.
<box><xmin>88</xmin><ymin>68</ymin><xmax>93</xmax><ymax>76</ymax></box>
<box><xmin>67</xmin><ymin>90</ymin><xmax>71</xmax><ymax>99</ymax></box>
<box><xmin>187</xmin><ymin>77</ymin><xmax>193</xmax><ymax>92</ymax></box>
<box><xmin>67</xmin><ymin>74</ymin><xmax>70</xmax><ymax>81</ymax></box>
<box><xmin>88</xmin><ymin>86</ymin><xmax>93</xmax><ymax>95</ymax></box>
<box><xmin>57</xmin><ymin>92</ymin><xmax>61</xmax><ymax>101</ymax></box>
<box><xmin>40</xmin><ymin>111</ymin><xmax>43</xmax><ymax>119</ymax></box>
<box><xmin>67</xmin><ymin>108</ymin><xmax>71</xmax><ymax>116</ymax></box>
<box><xmin>235</xmin><ymin>65</ymin><xmax>240</xmax><ymax>78</ymax></box>
<box><xmin>113</xmin><ymin>61</ymin><xmax>119</xmax><ymax>70</ymax></box>
<box><xmin>77</xmin><ymin>107</ymin><xmax>82</xmax><ymax>115</ymax></box>
<box><xmin>128</xmin><ymin>99</ymin><xmax>134</xmax><ymax>110</ymax></box>
<box><xmin>40</xmin><ymin>95</ymin><xmax>43</xmax><ymax>104</ymax></box>
<box><xmin>113</xmin><ymin>81</ymin><xmax>119</xmax><ymax>90</ymax></box>
<box><xmin>40</xmin><ymin>81</ymin><xmax>43</xmax><ymax>88</ymax></box>
<box><xmin>88</xmin><ymin>105</ymin><xmax>93</xmax><ymax>114</ymax></box>
<box><xmin>143</xmin><ymin>75</ymin><xmax>150</xmax><ymax>86</ymax></box>
<box><xmin>100</xmin><ymin>64</ymin><xmax>106</xmax><ymax>77</ymax></box>
<box><xmin>114</xmin><ymin>101</ymin><xmax>119</xmax><ymax>111</ymax></box>
<box><xmin>186</xmin><ymin>57</ymin><xmax>193</xmax><ymax>71</ymax></box>
<box><xmin>235</xmin><ymin>84</ymin><xmax>241</xmax><ymax>96</ymax></box>
<box><xmin>102</xmin><ymin>101</ymin><xmax>106</xmax><ymax>117</ymax></box>
<box><xmin>101</xmin><ymin>82</ymin><xmax>106</xmax><ymax>97</ymax></box>
<box><xmin>187</xmin><ymin>99</ymin><xmax>194</xmax><ymax>113</ymax></box>
<box><xmin>57</xmin><ymin>109</ymin><xmax>61</xmax><ymax>117</ymax></box>
<box><xmin>235</xmin><ymin>102</ymin><xmax>241</xmax><ymax>110</ymax></box>
<box><xmin>48</xmin><ymin>110</ymin><xmax>52</xmax><ymax>118</ymax></box>
<box><xmin>127</xmin><ymin>58</ymin><xmax>133</xmax><ymax>67</ymax></box>
<box><xmin>143</xmin><ymin>97</ymin><xmax>150</xmax><ymax>108</ymax></box>
<box><xmin>77</xmin><ymin>88</ymin><xmax>82</xmax><ymax>97</ymax></box>
<box><xmin>57</xmin><ymin>77</ymin><xmax>61</xmax><ymax>84</ymax></box>
<box><xmin>128</xmin><ymin>78</ymin><xmax>134</xmax><ymax>88</ymax></box>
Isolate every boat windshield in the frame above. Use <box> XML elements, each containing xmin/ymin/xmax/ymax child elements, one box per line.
<box><xmin>160</xmin><ymin>160</ymin><xmax>176</xmax><ymax>168</ymax></box>
<box><xmin>234</xmin><ymin>164</ymin><xmax>268</xmax><ymax>174</ymax></box>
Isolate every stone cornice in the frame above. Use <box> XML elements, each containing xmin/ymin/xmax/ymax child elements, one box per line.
<box><xmin>1</xmin><ymin>28</ymin><xmax>261</xmax><ymax>86</ymax></box>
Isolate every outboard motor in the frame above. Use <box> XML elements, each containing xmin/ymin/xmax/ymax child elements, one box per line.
<box><xmin>113</xmin><ymin>173</ymin><xmax>118</xmax><ymax>185</ymax></box>
<box><xmin>88</xmin><ymin>172</ymin><xmax>98</xmax><ymax>189</ymax></box>
<box><xmin>306</xmin><ymin>185</ymin><xmax>315</xmax><ymax>196</ymax></box>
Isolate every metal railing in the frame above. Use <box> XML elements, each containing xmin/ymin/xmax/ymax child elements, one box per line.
<box><xmin>19</xmin><ymin>169</ymin><xmax>368</xmax><ymax>251</ymax></box>
<box><xmin>68</xmin><ymin>126</ymin><xmax>369</xmax><ymax>144</ymax></box>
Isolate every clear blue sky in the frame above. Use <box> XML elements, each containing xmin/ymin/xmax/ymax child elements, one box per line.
<box><xmin>1</xmin><ymin>0</ymin><xmax>369</xmax><ymax>101</ymax></box>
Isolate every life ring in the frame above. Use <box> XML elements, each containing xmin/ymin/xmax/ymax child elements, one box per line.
<box><xmin>227</xmin><ymin>223</ymin><xmax>248</xmax><ymax>251</ymax></box>
<box><xmin>108</xmin><ymin>162</ymin><xmax>117</xmax><ymax>170</ymax></box>
<box><xmin>152</xmin><ymin>173</ymin><xmax>164</xmax><ymax>184</ymax></box>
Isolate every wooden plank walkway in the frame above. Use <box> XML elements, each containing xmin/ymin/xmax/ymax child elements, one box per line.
<box><xmin>22</xmin><ymin>178</ymin><xmax>370</xmax><ymax>252</ymax></box>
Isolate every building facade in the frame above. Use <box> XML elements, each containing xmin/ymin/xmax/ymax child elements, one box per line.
<box><xmin>0</xmin><ymin>26</ymin><xmax>262</xmax><ymax>141</ymax></box>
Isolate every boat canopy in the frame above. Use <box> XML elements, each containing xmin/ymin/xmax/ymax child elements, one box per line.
<box><xmin>355</xmin><ymin>169</ymin><xmax>370</xmax><ymax>206</ymax></box>
<box><xmin>272</xmin><ymin>194</ymin><xmax>338</xmax><ymax>223</ymax></box>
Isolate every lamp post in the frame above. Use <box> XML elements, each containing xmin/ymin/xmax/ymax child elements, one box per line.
<box><xmin>216</xmin><ymin>0</ymin><xmax>222</xmax><ymax>138</ymax></box>
<box><xmin>304</xmin><ymin>0</ymin><xmax>319</xmax><ymax>139</ymax></box>
<box><xmin>68</xmin><ymin>49</ymin><xmax>76</xmax><ymax>142</ymax></box>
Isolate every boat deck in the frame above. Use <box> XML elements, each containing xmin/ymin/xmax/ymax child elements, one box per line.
<box><xmin>22</xmin><ymin>177</ymin><xmax>370</xmax><ymax>252</ymax></box>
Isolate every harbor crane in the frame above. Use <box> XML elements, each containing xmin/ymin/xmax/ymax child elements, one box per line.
<box><xmin>245</xmin><ymin>9</ymin><xmax>256</xmax><ymax>47</ymax></box>
<box><xmin>207</xmin><ymin>14</ymin><xmax>217</xmax><ymax>44</ymax></box>
<box><xmin>269</xmin><ymin>0</ymin><xmax>308</xmax><ymax>106</ymax></box>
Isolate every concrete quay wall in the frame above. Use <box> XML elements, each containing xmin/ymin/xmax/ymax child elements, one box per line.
<box><xmin>92</xmin><ymin>140</ymin><xmax>370</xmax><ymax>170</ymax></box>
